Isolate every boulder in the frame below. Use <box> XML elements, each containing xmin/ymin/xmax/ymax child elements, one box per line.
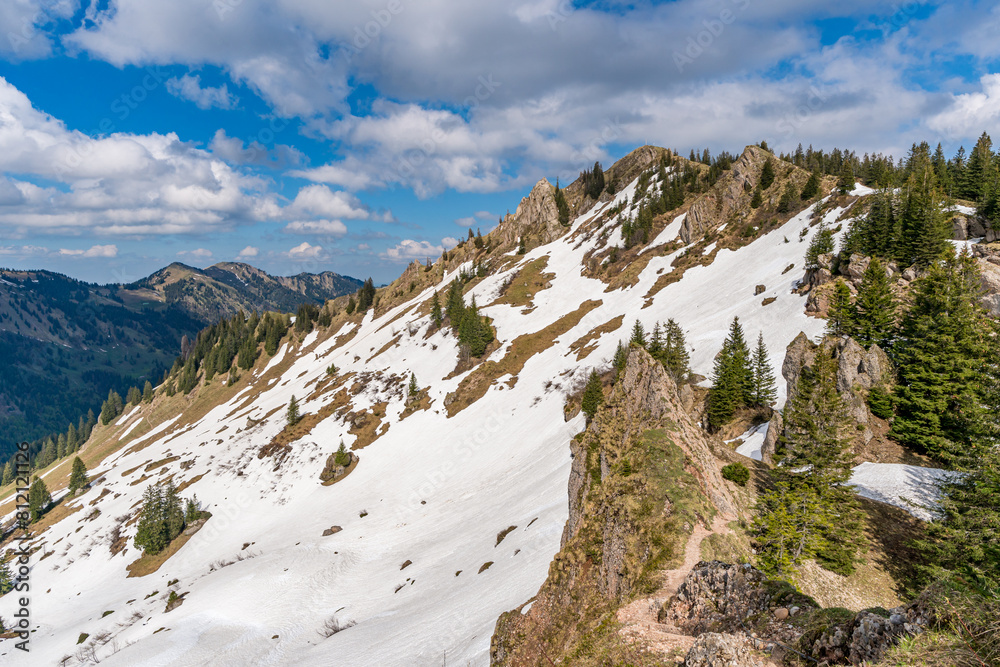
<box><xmin>663</xmin><ymin>561</ymin><xmax>772</xmax><ymax>634</ymax></box>
<box><xmin>322</xmin><ymin>526</ymin><xmax>342</xmax><ymax>537</ymax></box>
<box><xmin>843</xmin><ymin>254</ymin><xmax>870</xmax><ymax>281</ymax></box>
<box><xmin>953</xmin><ymin>215</ymin><xmax>969</xmax><ymax>240</ymax></box>
<box><xmin>685</xmin><ymin>632</ymin><xmax>765</xmax><ymax>667</ymax></box>
<box><xmin>760</xmin><ymin>411</ymin><xmax>782</xmax><ymax>465</ymax></box>
<box><xmin>977</xmin><ymin>257</ymin><xmax>1000</xmax><ymax>317</ymax></box>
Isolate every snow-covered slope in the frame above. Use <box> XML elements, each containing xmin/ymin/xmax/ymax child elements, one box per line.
<box><xmin>0</xmin><ymin>175</ymin><xmax>882</xmax><ymax>666</ymax></box>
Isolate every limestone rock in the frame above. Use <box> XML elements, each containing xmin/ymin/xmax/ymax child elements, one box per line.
<box><xmin>760</xmin><ymin>411</ymin><xmax>781</xmax><ymax>465</ymax></box>
<box><xmin>322</xmin><ymin>526</ymin><xmax>342</xmax><ymax>537</ymax></box>
<box><xmin>953</xmin><ymin>215</ymin><xmax>969</xmax><ymax>240</ymax></box>
<box><xmin>494</xmin><ymin>178</ymin><xmax>564</xmax><ymax>249</ymax></box>
<box><xmin>664</xmin><ymin>561</ymin><xmax>772</xmax><ymax>634</ymax></box>
<box><xmin>842</xmin><ymin>254</ymin><xmax>870</xmax><ymax>282</ymax></box>
<box><xmin>684</xmin><ymin>632</ymin><xmax>765</xmax><ymax>667</ymax></box>
<box><xmin>976</xmin><ymin>257</ymin><xmax>1000</xmax><ymax>317</ymax></box>
<box><xmin>681</xmin><ymin>146</ymin><xmax>771</xmax><ymax>244</ymax></box>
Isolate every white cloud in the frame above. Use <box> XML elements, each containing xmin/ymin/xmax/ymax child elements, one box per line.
<box><xmin>166</xmin><ymin>74</ymin><xmax>238</xmax><ymax>110</ymax></box>
<box><xmin>928</xmin><ymin>74</ymin><xmax>1000</xmax><ymax>138</ymax></box>
<box><xmin>288</xmin><ymin>160</ymin><xmax>378</xmax><ymax>191</ymax></box>
<box><xmin>454</xmin><ymin>216</ymin><xmax>476</xmax><ymax>227</ymax></box>
<box><xmin>0</xmin><ymin>244</ymin><xmax>47</xmax><ymax>256</ymax></box>
<box><xmin>177</xmin><ymin>248</ymin><xmax>213</xmax><ymax>259</ymax></box>
<box><xmin>441</xmin><ymin>236</ymin><xmax>460</xmax><ymax>249</ymax></box>
<box><xmin>237</xmin><ymin>245</ymin><xmax>259</xmax><ymax>258</ymax></box>
<box><xmin>284</xmin><ymin>219</ymin><xmax>348</xmax><ymax>236</ymax></box>
<box><xmin>208</xmin><ymin>129</ymin><xmax>303</xmax><ymax>167</ymax></box>
<box><xmin>287</xmin><ymin>241</ymin><xmax>324</xmax><ymax>259</ymax></box>
<box><xmin>59</xmin><ymin>244</ymin><xmax>119</xmax><ymax>258</ymax></box>
<box><xmin>382</xmin><ymin>239</ymin><xmax>443</xmax><ymax>261</ymax></box>
<box><xmin>286</xmin><ymin>185</ymin><xmax>372</xmax><ymax>220</ymax></box>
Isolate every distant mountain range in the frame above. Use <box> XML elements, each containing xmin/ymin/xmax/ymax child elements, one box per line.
<box><xmin>0</xmin><ymin>262</ymin><xmax>362</xmax><ymax>457</ymax></box>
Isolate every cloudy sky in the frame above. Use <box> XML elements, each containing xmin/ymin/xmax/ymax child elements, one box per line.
<box><xmin>0</xmin><ymin>0</ymin><xmax>998</xmax><ymax>284</ymax></box>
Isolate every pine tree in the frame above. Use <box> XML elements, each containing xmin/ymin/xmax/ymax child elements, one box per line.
<box><xmin>648</xmin><ymin>322</ymin><xmax>663</xmax><ymax>357</ymax></box>
<box><xmin>661</xmin><ymin>318</ymin><xmax>690</xmax><ymax>383</ymax></box>
<box><xmin>163</xmin><ymin>481</ymin><xmax>185</xmax><ymax>542</ymax></box>
<box><xmin>346</xmin><ymin>296</ymin><xmax>356</xmax><ymax>315</ymax></box>
<box><xmin>800</xmin><ymin>170</ymin><xmax>821</xmax><ymax>200</ymax></box>
<box><xmin>891</xmin><ymin>252</ymin><xmax>995</xmax><ymax>462</ymax></box>
<box><xmin>134</xmin><ymin>485</ymin><xmax>167</xmax><ymax>555</ymax></box>
<box><xmin>581</xmin><ymin>370</ymin><xmax>604</xmax><ymax>422</ymax></box>
<box><xmin>751</xmin><ymin>333</ymin><xmax>777</xmax><ymax>408</ymax></box>
<box><xmin>287</xmin><ymin>395</ymin><xmax>300</xmax><ymax>426</ymax></box>
<box><xmin>826</xmin><ymin>280</ymin><xmax>855</xmax><ymax>337</ymax></box>
<box><xmin>68</xmin><ymin>456</ymin><xmax>88</xmax><ymax>494</ymax></box>
<box><xmin>1</xmin><ymin>460</ymin><xmax>12</xmax><ymax>487</ymax></box>
<box><xmin>554</xmin><ymin>183</ymin><xmax>570</xmax><ymax>226</ymax></box>
<box><xmin>837</xmin><ymin>161</ymin><xmax>855</xmax><ymax>195</ymax></box>
<box><xmin>852</xmin><ymin>258</ymin><xmax>896</xmax><ymax>349</ymax></box>
<box><xmin>334</xmin><ymin>440</ymin><xmax>351</xmax><ymax>467</ymax></box>
<box><xmin>517</xmin><ymin>235</ymin><xmax>526</xmax><ymax>255</ymax></box>
<box><xmin>898</xmin><ymin>161</ymin><xmax>950</xmax><ymax>267</ymax></box>
<box><xmin>759</xmin><ymin>157</ymin><xmax>776</xmax><ymax>190</ymax></box>
<box><xmin>750</xmin><ymin>187</ymin><xmax>763</xmax><ymax>209</ymax></box>
<box><xmin>0</xmin><ymin>555</ymin><xmax>12</xmax><ymax>595</ymax></box>
<box><xmin>804</xmin><ymin>226</ymin><xmax>834</xmax><ymax>270</ymax></box>
<box><xmin>777</xmin><ymin>184</ymin><xmax>796</xmax><ymax>213</ymax></box>
<box><xmin>408</xmin><ymin>373</ymin><xmax>419</xmax><ymax>397</ymax></box>
<box><xmin>629</xmin><ymin>320</ymin><xmax>646</xmax><ymax>348</ymax></box>
<box><xmin>67</xmin><ymin>423</ymin><xmax>78</xmax><ymax>453</ymax></box>
<box><xmin>430</xmin><ymin>292</ymin><xmax>443</xmax><ymax>328</ymax></box>
<box><xmin>762</xmin><ymin>347</ymin><xmax>866</xmax><ymax>575</ymax></box>
<box><xmin>706</xmin><ymin>317</ymin><xmax>753</xmax><ymax>430</ymax></box>
<box><xmin>612</xmin><ymin>340</ymin><xmax>628</xmax><ymax>377</ymax></box>
<box><xmin>28</xmin><ymin>476</ymin><xmax>51</xmax><ymax>522</ymax></box>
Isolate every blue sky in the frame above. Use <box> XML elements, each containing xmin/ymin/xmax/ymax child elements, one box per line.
<box><xmin>0</xmin><ymin>1</ymin><xmax>998</xmax><ymax>285</ymax></box>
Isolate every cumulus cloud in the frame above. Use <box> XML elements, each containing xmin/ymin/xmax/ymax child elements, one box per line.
<box><xmin>928</xmin><ymin>74</ymin><xmax>1000</xmax><ymax>138</ymax></box>
<box><xmin>209</xmin><ymin>129</ymin><xmax>304</xmax><ymax>167</ymax></box>
<box><xmin>287</xmin><ymin>241</ymin><xmax>324</xmax><ymax>259</ymax></box>
<box><xmin>382</xmin><ymin>239</ymin><xmax>443</xmax><ymax>261</ymax></box>
<box><xmin>237</xmin><ymin>245</ymin><xmax>259</xmax><ymax>258</ymax></box>
<box><xmin>286</xmin><ymin>185</ymin><xmax>373</xmax><ymax>220</ymax></box>
<box><xmin>166</xmin><ymin>74</ymin><xmax>238</xmax><ymax>110</ymax></box>
<box><xmin>441</xmin><ymin>236</ymin><xmax>460</xmax><ymax>249</ymax></box>
<box><xmin>288</xmin><ymin>160</ymin><xmax>378</xmax><ymax>191</ymax></box>
<box><xmin>59</xmin><ymin>244</ymin><xmax>119</xmax><ymax>258</ymax></box>
<box><xmin>177</xmin><ymin>248</ymin><xmax>213</xmax><ymax>259</ymax></box>
<box><xmin>284</xmin><ymin>219</ymin><xmax>348</xmax><ymax>235</ymax></box>
<box><xmin>0</xmin><ymin>77</ymin><xmax>280</xmax><ymax>237</ymax></box>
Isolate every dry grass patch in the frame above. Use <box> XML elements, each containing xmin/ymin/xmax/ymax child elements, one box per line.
<box><xmin>568</xmin><ymin>314</ymin><xmax>624</xmax><ymax>361</ymax></box>
<box><xmin>144</xmin><ymin>455</ymin><xmax>180</xmax><ymax>473</ymax></box>
<box><xmin>347</xmin><ymin>402</ymin><xmax>390</xmax><ymax>450</ymax></box>
<box><xmin>176</xmin><ymin>474</ymin><xmax>204</xmax><ymax>495</ymax></box>
<box><xmin>445</xmin><ymin>300</ymin><xmax>602</xmax><ymax>417</ymax></box>
<box><xmin>125</xmin><ymin>516</ymin><xmax>210</xmax><ymax>578</ymax></box>
<box><xmin>367</xmin><ymin>334</ymin><xmax>402</xmax><ymax>363</ymax></box>
<box><xmin>490</xmin><ymin>257</ymin><xmax>553</xmax><ymax>311</ymax></box>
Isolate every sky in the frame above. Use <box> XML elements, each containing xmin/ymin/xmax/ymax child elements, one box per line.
<box><xmin>0</xmin><ymin>0</ymin><xmax>998</xmax><ymax>285</ymax></box>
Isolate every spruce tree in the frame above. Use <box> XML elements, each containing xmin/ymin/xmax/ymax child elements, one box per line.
<box><xmin>751</xmin><ymin>333</ymin><xmax>777</xmax><ymax>408</ymax></box>
<box><xmin>777</xmin><ymin>184</ymin><xmax>796</xmax><ymax>213</ymax></box>
<box><xmin>800</xmin><ymin>170</ymin><xmax>821</xmax><ymax>200</ymax></box>
<box><xmin>581</xmin><ymin>370</ymin><xmax>604</xmax><ymax>422</ymax></box>
<box><xmin>891</xmin><ymin>251</ymin><xmax>995</xmax><ymax>462</ymax></box>
<box><xmin>346</xmin><ymin>296</ymin><xmax>356</xmax><ymax>315</ymax></box>
<box><xmin>837</xmin><ymin>162</ymin><xmax>855</xmax><ymax>195</ymax></box>
<box><xmin>430</xmin><ymin>292</ymin><xmax>443</xmax><ymax>328</ymax></box>
<box><xmin>759</xmin><ymin>157</ymin><xmax>775</xmax><ymax>190</ymax></box>
<box><xmin>612</xmin><ymin>341</ymin><xmax>628</xmax><ymax>377</ymax></box>
<box><xmin>554</xmin><ymin>183</ymin><xmax>570</xmax><ymax>226</ymax></box>
<box><xmin>1</xmin><ymin>460</ymin><xmax>12</xmax><ymax>487</ymax></box>
<box><xmin>826</xmin><ymin>280</ymin><xmax>855</xmax><ymax>337</ymax></box>
<box><xmin>629</xmin><ymin>320</ymin><xmax>646</xmax><ymax>348</ymax></box>
<box><xmin>334</xmin><ymin>440</ymin><xmax>351</xmax><ymax>467</ymax></box>
<box><xmin>68</xmin><ymin>456</ymin><xmax>88</xmax><ymax>494</ymax></box>
<box><xmin>134</xmin><ymin>485</ymin><xmax>167</xmax><ymax>555</ymax></box>
<box><xmin>706</xmin><ymin>317</ymin><xmax>753</xmax><ymax>430</ymax></box>
<box><xmin>750</xmin><ymin>187</ymin><xmax>763</xmax><ymax>209</ymax></box>
<box><xmin>287</xmin><ymin>395</ymin><xmax>301</xmax><ymax>427</ymax></box>
<box><xmin>0</xmin><ymin>556</ymin><xmax>11</xmax><ymax>595</ymax></box>
<box><xmin>648</xmin><ymin>322</ymin><xmax>663</xmax><ymax>357</ymax></box>
<box><xmin>851</xmin><ymin>258</ymin><xmax>896</xmax><ymax>349</ymax></box>
<box><xmin>661</xmin><ymin>318</ymin><xmax>690</xmax><ymax>383</ymax></box>
<box><xmin>408</xmin><ymin>373</ymin><xmax>419</xmax><ymax>397</ymax></box>
<box><xmin>28</xmin><ymin>477</ymin><xmax>52</xmax><ymax>523</ymax></box>
<box><xmin>805</xmin><ymin>226</ymin><xmax>834</xmax><ymax>270</ymax></box>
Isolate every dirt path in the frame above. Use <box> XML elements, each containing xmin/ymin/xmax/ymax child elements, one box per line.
<box><xmin>615</xmin><ymin>514</ymin><xmax>733</xmax><ymax>659</ymax></box>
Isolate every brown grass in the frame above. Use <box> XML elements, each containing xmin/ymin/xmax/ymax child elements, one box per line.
<box><xmin>125</xmin><ymin>517</ymin><xmax>209</xmax><ymax>578</ymax></box>
<box><xmin>489</xmin><ymin>257</ymin><xmax>553</xmax><ymax>311</ymax></box>
<box><xmin>348</xmin><ymin>402</ymin><xmax>390</xmax><ymax>450</ymax></box>
<box><xmin>568</xmin><ymin>315</ymin><xmax>625</xmax><ymax>361</ymax></box>
<box><xmin>445</xmin><ymin>299</ymin><xmax>602</xmax><ymax>417</ymax></box>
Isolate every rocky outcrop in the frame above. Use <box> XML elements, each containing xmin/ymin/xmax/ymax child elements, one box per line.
<box><xmin>681</xmin><ymin>146</ymin><xmax>777</xmax><ymax>244</ymax></box>
<box><xmin>780</xmin><ymin>334</ymin><xmax>893</xmax><ymax>452</ymax></box>
<box><xmin>807</xmin><ymin>602</ymin><xmax>931</xmax><ymax>665</ymax></box>
<box><xmin>976</xmin><ymin>256</ymin><xmax>1000</xmax><ymax>317</ymax></box>
<box><xmin>664</xmin><ymin>561</ymin><xmax>775</xmax><ymax>634</ymax></box>
<box><xmin>685</xmin><ymin>632</ymin><xmax>766</xmax><ymax>667</ymax></box>
<box><xmin>760</xmin><ymin>410</ymin><xmax>781</xmax><ymax>465</ymax></box>
<box><xmin>494</xmin><ymin>178</ymin><xmax>564</xmax><ymax>249</ymax></box>
<box><xmin>491</xmin><ymin>348</ymin><xmax>736</xmax><ymax>665</ymax></box>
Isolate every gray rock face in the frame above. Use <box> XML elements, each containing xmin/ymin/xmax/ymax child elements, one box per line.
<box><xmin>681</xmin><ymin>146</ymin><xmax>770</xmax><ymax>244</ymax></box>
<box><xmin>685</xmin><ymin>632</ymin><xmax>765</xmax><ymax>667</ymax></box>
<box><xmin>809</xmin><ymin>604</ymin><xmax>930</xmax><ymax>665</ymax></box>
<box><xmin>495</xmin><ymin>178</ymin><xmax>564</xmax><ymax>249</ymax></box>
<box><xmin>760</xmin><ymin>410</ymin><xmax>782</xmax><ymax>465</ymax></box>
<box><xmin>976</xmin><ymin>257</ymin><xmax>1000</xmax><ymax>317</ymax></box>
<box><xmin>842</xmin><ymin>254</ymin><xmax>870</xmax><ymax>281</ymax></box>
<box><xmin>779</xmin><ymin>334</ymin><xmax>892</xmax><ymax>450</ymax></box>
<box><xmin>664</xmin><ymin>561</ymin><xmax>773</xmax><ymax>634</ymax></box>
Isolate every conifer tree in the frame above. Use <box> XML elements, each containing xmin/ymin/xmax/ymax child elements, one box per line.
<box><xmin>777</xmin><ymin>184</ymin><xmax>796</xmax><ymax>213</ymax></box>
<box><xmin>430</xmin><ymin>292</ymin><xmax>443</xmax><ymax>328</ymax></box>
<box><xmin>408</xmin><ymin>373</ymin><xmax>419</xmax><ymax>397</ymax></box>
<box><xmin>287</xmin><ymin>395</ymin><xmax>300</xmax><ymax>426</ymax></box>
<box><xmin>648</xmin><ymin>322</ymin><xmax>663</xmax><ymax>357</ymax></box>
<box><xmin>0</xmin><ymin>555</ymin><xmax>11</xmax><ymax>595</ymax></box>
<box><xmin>706</xmin><ymin>317</ymin><xmax>753</xmax><ymax>430</ymax></box>
<box><xmin>1</xmin><ymin>460</ymin><xmax>12</xmax><ymax>487</ymax></box>
<box><xmin>517</xmin><ymin>235</ymin><xmax>526</xmax><ymax>255</ymax></box>
<box><xmin>345</xmin><ymin>296</ymin><xmax>356</xmax><ymax>315</ymax></box>
<box><xmin>661</xmin><ymin>319</ymin><xmax>690</xmax><ymax>383</ymax></box>
<box><xmin>134</xmin><ymin>485</ymin><xmax>167</xmax><ymax>555</ymax></box>
<box><xmin>759</xmin><ymin>157</ymin><xmax>776</xmax><ymax>190</ymax></box>
<box><xmin>751</xmin><ymin>333</ymin><xmax>777</xmax><ymax>408</ymax></box>
<box><xmin>898</xmin><ymin>161</ymin><xmax>950</xmax><ymax>267</ymax></box>
<box><xmin>612</xmin><ymin>341</ymin><xmax>628</xmax><ymax>377</ymax></box>
<box><xmin>67</xmin><ymin>423</ymin><xmax>78</xmax><ymax>452</ymax></box>
<box><xmin>143</xmin><ymin>380</ymin><xmax>154</xmax><ymax>402</ymax></box>
<box><xmin>334</xmin><ymin>440</ymin><xmax>351</xmax><ymax>467</ymax></box>
<box><xmin>581</xmin><ymin>370</ymin><xmax>604</xmax><ymax>422</ymax></box>
<box><xmin>759</xmin><ymin>347</ymin><xmax>866</xmax><ymax>575</ymax></box>
<box><xmin>826</xmin><ymin>280</ymin><xmax>855</xmax><ymax>337</ymax></box>
<box><xmin>851</xmin><ymin>258</ymin><xmax>896</xmax><ymax>349</ymax></box>
<box><xmin>28</xmin><ymin>476</ymin><xmax>51</xmax><ymax>523</ymax></box>
<box><xmin>554</xmin><ymin>183</ymin><xmax>570</xmax><ymax>226</ymax></box>
<box><xmin>891</xmin><ymin>251</ymin><xmax>995</xmax><ymax>462</ymax></box>
<box><xmin>804</xmin><ymin>226</ymin><xmax>834</xmax><ymax>270</ymax></box>
<box><xmin>68</xmin><ymin>456</ymin><xmax>88</xmax><ymax>494</ymax></box>
<box><xmin>629</xmin><ymin>320</ymin><xmax>646</xmax><ymax>348</ymax></box>
<box><xmin>800</xmin><ymin>170</ymin><xmax>821</xmax><ymax>200</ymax></box>
<box><xmin>837</xmin><ymin>162</ymin><xmax>855</xmax><ymax>195</ymax></box>
<box><xmin>750</xmin><ymin>187</ymin><xmax>763</xmax><ymax>209</ymax></box>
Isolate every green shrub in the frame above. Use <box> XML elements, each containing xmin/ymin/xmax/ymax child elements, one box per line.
<box><xmin>867</xmin><ymin>386</ymin><xmax>894</xmax><ymax>420</ymax></box>
<box><xmin>722</xmin><ymin>462</ymin><xmax>750</xmax><ymax>486</ymax></box>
